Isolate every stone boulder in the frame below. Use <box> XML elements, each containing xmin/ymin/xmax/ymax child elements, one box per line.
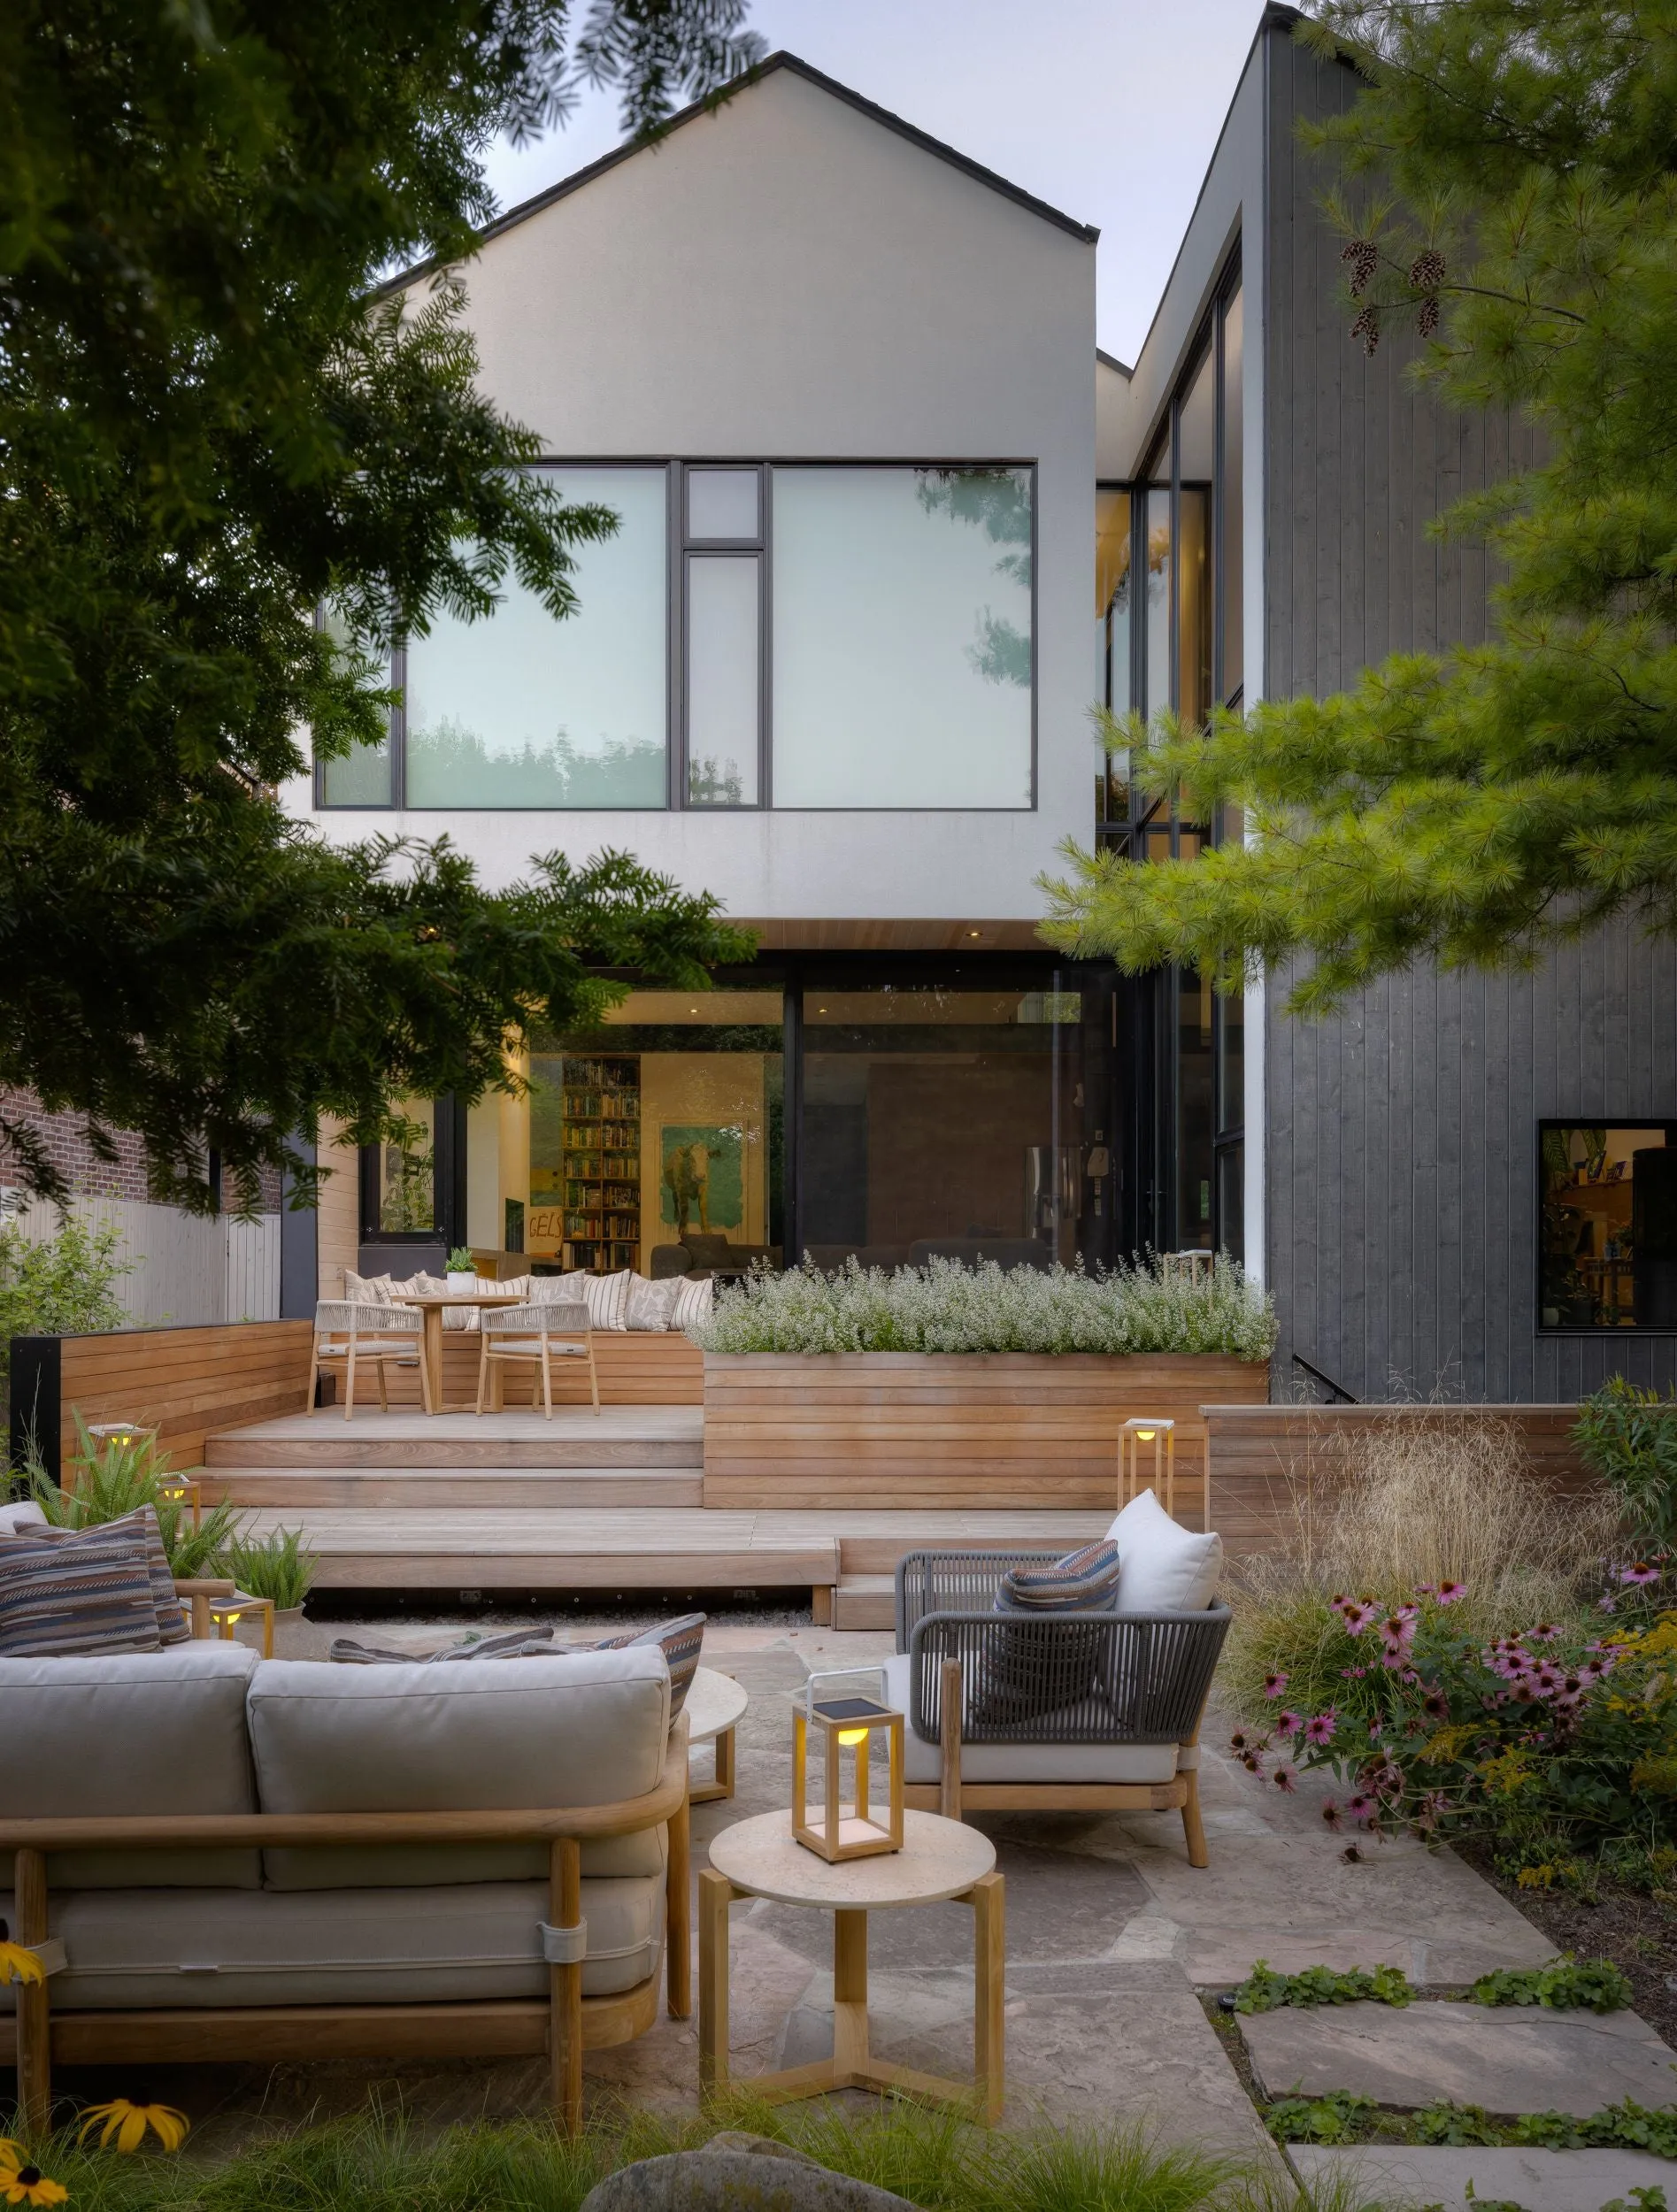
<box><xmin>579</xmin><ymin>2131</ymin><xmax>917</xmax><ymax>2212</ymax></box>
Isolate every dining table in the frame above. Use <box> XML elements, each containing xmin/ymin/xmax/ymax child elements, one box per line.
<box><xmin>388</xmin><ymin>1290</ymin><xmax>508</xmax><ymax>1415</ymax></box>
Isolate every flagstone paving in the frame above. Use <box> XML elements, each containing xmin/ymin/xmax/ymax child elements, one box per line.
<box><xmin>112</xmin><ymin>1620</ymin><xmax>1666</xmax><ymax>2174</ymax></box>
<box><xmin>1289</xmin><ymin>2142</ymin><xmax>1677</xmax><ymax>2211</ymax></box>
<box><xmin>1241</xmin><ymin>1996</ymin><xmax>1677</xmax><ymax>2116</ymax></box>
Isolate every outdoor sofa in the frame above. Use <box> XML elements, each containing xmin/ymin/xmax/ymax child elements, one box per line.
<box><xmin>887</xmin><ymin>1488</ymin><xmax>1230</xmax><ymax>1863</ymax></box>
<box><xmin>0</xmin><ymin>1642</ymin><xmax>689</xmax><ymax>2134</ymax></box>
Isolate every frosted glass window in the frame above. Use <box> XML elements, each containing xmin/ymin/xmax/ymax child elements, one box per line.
<box><xmin>688</xmin><ymin>469</ymin><xmax>759</xmax><ymax>541</ymax></box>
<box><xmin>772</xmin><ymin>467</ymin><xmax>1033</xmax><ymax>809</ymax></box>
<box><xmin>687</xmin><ymin>555</ymin><xmax>760</xmax><ymax>805</ymax></box>
<box><xmin>403</xmin><ymin>467</ymin><xmax>666</xmax><ymax>808</ymax></box>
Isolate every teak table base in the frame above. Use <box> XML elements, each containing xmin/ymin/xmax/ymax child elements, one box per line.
<box><xmin>698</xmin><ymin>1866</ymin><xmax>1004</xmax><ymax>2121</ymax></box>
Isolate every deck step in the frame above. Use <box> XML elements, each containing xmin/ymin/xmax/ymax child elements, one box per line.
<box><xmin>202</xmin><ymin>1467</ymin><xmax>704</xmax><ymax>1510</ymax></box>
<box><xmin>834</xmin><ymin>1574</ymin><xmax>896</xmax><ymax>1631</ymax></box>
<box><xmin>204</xmin><ymin>1408</ymin><xmax>704</xmax><ymax>1471</ymax></box>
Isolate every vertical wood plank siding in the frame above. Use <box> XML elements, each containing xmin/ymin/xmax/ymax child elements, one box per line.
<box><xmin>1261</xmin><ymin>29</ymin><xmax>1677</xmax><ymax>1401</ymax></box>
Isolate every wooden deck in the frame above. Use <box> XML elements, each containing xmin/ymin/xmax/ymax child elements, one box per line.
<box><xmin>203</xmin><ymin>1407</ymin><xmax>1111</xmax><ymax>1628</ymax></box>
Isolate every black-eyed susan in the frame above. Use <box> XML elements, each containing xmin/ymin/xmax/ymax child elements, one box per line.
<box><xmin>0</xmin><ymin>2140</ymin><xmax>67</xmax><ymax>2207</ymax></box>
<box><xmin>76</xmin><ymin>2102</ymin><xmax>189</xmax><ymax>2154</ymax></box>
<box><xmin>0</xmin><ymin>1940</ymin><xmax>42</xmax><ymax>1988</ymax></box>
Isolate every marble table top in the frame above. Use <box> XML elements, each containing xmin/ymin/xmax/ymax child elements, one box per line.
<box><xmin>708</xmin><ymin>1807</ymin><xmax>996</xmax><ymax>1909</ymax></box>
<box><xmin>685</xmin><ymin>1665</ymin><xmax>749</xmax><ymax>1745</ymax></box>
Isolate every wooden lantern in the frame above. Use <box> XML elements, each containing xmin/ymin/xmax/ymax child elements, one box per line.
<box><xmin>1119</xmin><ymin>1415</ymin><xmax>1176</xmax><ymax>1515</ymax></box>
<box><xmin>207</xmin><ymin>1591</ymin><xmax>275</xmax><ymax>1659</ymax></box>
<box><xmin>154</xmin><ymin>1471</ymin><xmax>203</xmax><ymax>1532</ymax></box>
<box><xmin>792</xmin><ymin>1668</ymin><xmax>904</xmax><ymax>1863</ymax></box>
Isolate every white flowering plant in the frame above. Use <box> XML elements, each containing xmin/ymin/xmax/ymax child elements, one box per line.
<box><xmin>688</xmin><ymin>1252</ymin><xmax>1277</xmax><ymax>1362</ymax></box>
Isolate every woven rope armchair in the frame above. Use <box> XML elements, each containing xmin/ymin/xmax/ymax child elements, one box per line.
<box><xmin>307</xmin><ymin>1300</ymin><xmax>430</xmax><ymax>1419</ymax></box>
<box><xmin>476</xmin><ymin>1300</ymin><xmax>599</xmax><ymax>1418</ymax></box>
<box><xmin>891</xmin><ymin>1549</ymin><xmax>1230</xmax><ymax>1863</ymax></box>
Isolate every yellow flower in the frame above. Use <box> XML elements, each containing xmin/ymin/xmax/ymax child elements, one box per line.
<box><xmin>0</xmin><ymin>2142</ymin><xmax>68</xmax><ymax>2208</ymax></box>
<box><xmin>0</xmin><ymin>1943</ymin><xmax>42</xmax><ymax>1987</ymax></box>
<box><xmin>75</xmin><ymin>2102</ymin><xmax>189</xmax><ymax>2154</ymax></box>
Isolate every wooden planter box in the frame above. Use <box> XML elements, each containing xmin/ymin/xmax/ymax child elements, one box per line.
<box><xmin>701</xmin><ymin>1352</ymin><xmax>1270</xmax><ymax>1511</ymax></box>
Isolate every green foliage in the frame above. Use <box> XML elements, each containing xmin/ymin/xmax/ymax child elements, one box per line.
<box><xmin>1233</xmin><ymin>1958</ymin><xmax>1413</xmax><ymax>2012</ymax></box>
<box><xmin>446</xmin><ymin>1248</ymin><xmax>475</xmax><ymax>1273</ymax></box>
<box><xmin>26</xmin><ymin>1416</ymin><xmax>246</xmax><ymax>1577</ymax></box>
<box><xmin>1411</xmin><ymin>2101</ymin><xmax>1501</xmax><ymax>2147</ymax></box>
<box><xmin>694</xmin><ymin>1253</ymin><xmax>1278</xmax><ymax>1361</ymax></box>
<box><xmin>0</xmin><ymin>2103</ymin><xmax>1268</xmax><ymax>2212</ymax></box>
<box><xmin>1471</xmin><ymin>1955</ymin><xmax>1633</xmax><ymax>2013</ymax></box>
<box><xmin>1263</xmin><ymin>2092</ymin><xmax>1378</xmax><ymax>2146</ymax></box>
<box><xmin>1512</xmin><ymin>2101</ymin><xmax>1677</xmax><ymax>2158</ymax></box>
<box><xmin>1039</xmin><ymin>0</ymin><xmax>1677</xmax><ymax>1003</ymax></box>
<box><xmin>0</xmin><ymin>2</ymin><xmax>760</xmax><ymax>1211</ymax></box>
<box><xmin>1577</xmin><ymin>1379</ymin><xmax>1677</xmax><ymax>1553</ymax></box>
<box><xmin>217</xmin><ymin>1526</ymin><xmax>318</xmax><ymax>1609</ymax></box>
<box><xmin>1599</xmin><ymin>2192</ymin><xmax>1668</xmax><ymax>2212</ymax></box>
<box><xmin>0</xmin><ymin>1213</ymin><xmax>128</xmax><ymax>1420</ymax></box>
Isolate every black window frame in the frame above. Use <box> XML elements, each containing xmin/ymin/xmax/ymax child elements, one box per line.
<box><xmin>1535</xmin><ymin>1117</ymin><xmax>1677</xmax><ymax>1336</ymax></box>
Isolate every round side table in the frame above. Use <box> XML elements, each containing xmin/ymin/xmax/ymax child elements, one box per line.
<box><xmin>700</xmin><ymin>1808</ymin><xmax>1003</xmax><ymax>2121</ymax></box>
<box><xmin>684</xmin><ymin>1666</ymin><xmax>748</xmax><ymax>1804</ymax></box>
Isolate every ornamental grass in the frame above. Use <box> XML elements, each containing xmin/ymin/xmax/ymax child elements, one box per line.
<box><xmin>691</xmin><ymin>1252</ymin><xmax>1277</xmax><ymax>1362</ymax></box>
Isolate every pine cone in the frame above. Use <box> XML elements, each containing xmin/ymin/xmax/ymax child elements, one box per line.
<box><xmin>1409</xmin><ymin>249</ymin><xmax>1446</xmax><ymax>291</ymax></box>
<box><xmin>1351</xmin><ymin>303</ymin><xmax>1381</xmax><ymax>357</ymax></box>
<box><xmin>1341</xmin><ymin>239</ymin><xmax>1380</xmax><ymax>296</ymax></box>
<box><xmin>1417</xmin><ymin>296</ymin><xmax>1441</xmax><ymax>339</ymax></box>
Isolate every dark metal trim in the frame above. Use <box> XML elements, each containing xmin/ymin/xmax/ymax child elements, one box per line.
<box><xmin>1291</xmin><ymin>1353</ymin><xmax>1358</xmax><ymax>1404</ymax></box>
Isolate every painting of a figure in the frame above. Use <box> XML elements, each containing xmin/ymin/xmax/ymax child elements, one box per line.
<box><xmin>660</xmin><ymin>1124</ymin><xmax>744</xmax><ymax>1236</ymax></box>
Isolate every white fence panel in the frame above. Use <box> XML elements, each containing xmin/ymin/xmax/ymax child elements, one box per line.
<box><xmin>1</xmin><ymin>1194</ymin><xmax>281</xmax><ymax>1327</ymax></box>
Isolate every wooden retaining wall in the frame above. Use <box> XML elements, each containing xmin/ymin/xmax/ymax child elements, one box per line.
<box><xmin>1204</xmin><ymin>1402</ymin><xmax>1596</xmax><ymax>1558</ymax></box>
<box><xmin>703</xmin><ymin>1353</ymin><xmax>1271</xmax><ymax>1510</ymax></box>
<box><xmin>10</xmin><ymin>1321</ymin><xmax>315</xmax><ymax>1481</ymax></box>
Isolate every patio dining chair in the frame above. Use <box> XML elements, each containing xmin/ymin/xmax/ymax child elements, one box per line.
<box><xmin>476</xmin><ymin>1299</ymin><xmax>600</xmax><ymax>1418</ymax></box>
<box><xmin>307</xmin><ymin>1299</ymin><xmax>431</xmax><ymax>1420</ymax></box>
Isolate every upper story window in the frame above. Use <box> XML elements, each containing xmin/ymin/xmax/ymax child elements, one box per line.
<box><xmin>319</xmin><ymin>461</ymin><xmax>1035</xmax><ymax>814</ymax></box>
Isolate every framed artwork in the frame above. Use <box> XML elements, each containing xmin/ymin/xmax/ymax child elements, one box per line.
<box><xmin>660</xmin><ymin>1123</ymin><xmax>744</xmax><ymax>1236</ymax></box>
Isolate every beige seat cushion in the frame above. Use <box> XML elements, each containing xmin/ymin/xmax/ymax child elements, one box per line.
<box><xmin>0</xmin><ymin>1877</ymin><xmax>660</xmax><ymax>2007</ymax></box>
<box><xmin>249</xmin><ymin>1650</ymin><xmax>672</xmax><ymax>1888</ymax></box>
<box><xmin>0</xmin><ymin>1645</ymin><xmax>261</xmax><ymax>1888</ymax></box>
<box><xmin>881</xmin><ymin>1653</ymin><xmax>1182</xmax><ymax>1785</ymax></box>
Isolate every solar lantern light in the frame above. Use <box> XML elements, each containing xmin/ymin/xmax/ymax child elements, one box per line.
<box><xmin>1119</xmin><ymin>1416</ymin><xmax>1176</xmax><ymax>1516</ymax></box>
<box><xmin>792</xmin><ymin>1666</ymin><xmax>904</xmax><ymax>1863</ymax></box>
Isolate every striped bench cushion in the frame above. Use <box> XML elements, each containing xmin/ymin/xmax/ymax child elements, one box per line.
<box><xmin>0</xmin><ymin>1521</ymin><xmax>165</xmax><ymax>1657</ymax></box>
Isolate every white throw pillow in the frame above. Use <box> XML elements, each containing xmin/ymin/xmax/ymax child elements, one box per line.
<box><xmin>1104</xmin><ymin>1487</ymin><xmax>1223</xmax><ymax>1613</ymax></box>
<box><xmin>552</xmin><ymin>1269</ymin><xmax>631</xmax><ymax>1332</ymax></box>
<box><xmin>0</xmin><ymin>1501</ymin><xmax>49</xmax><ymax>1537</ymax></box>
<box><xmin>625</xmin><ymin>1275</ymin><xmax>682</xmax><ymax>1332</ymax></box>
<box><xmin>342</xmin><ymin>1270</ymin><xmax>394</xmax><ymax>1305</ymax></box>
<box><xmin>671</xmin><ymin>1275</ymin><xmax>713</xmax><ymax>1332</ymax></box>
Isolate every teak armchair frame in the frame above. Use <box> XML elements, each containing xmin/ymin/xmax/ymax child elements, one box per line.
<box><xmin>1</xmin><ymin>1717</ymin><xmax>690</xmax><ymax>2139</ymax></box>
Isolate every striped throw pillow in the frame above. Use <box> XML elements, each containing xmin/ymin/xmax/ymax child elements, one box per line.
<box><xmin>971</xmin><ymin>1542</ymin><xmax>1123</xmax><ymax>1732</ymax></box>
<box><xmin>671</xmin><ymin>1274</ymin><xmax>713</xmax><ymax>1333</ymax></box>
<box><xmin>0</xmin><ymin>1522</ymin><xmax>165</xmax><ymax>1657</ymax></box>
<box><xmin>593</xmin><ymin>1612</ymin><xmax>705</xmax><ymax>1717</ymax></box>
<box><xmin>999</xmin><ymin>1540</ymin><xmax>1123</xmax><ymax>1613</ymax></box>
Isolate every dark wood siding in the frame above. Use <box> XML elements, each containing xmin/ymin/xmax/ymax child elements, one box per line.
<box><xmin>1260</xmin><ymin>27</ymin><xmax>1677</xmax><ymax>1401</ymax></box>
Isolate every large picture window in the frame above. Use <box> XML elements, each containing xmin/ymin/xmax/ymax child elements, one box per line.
<box><xmin>771</xmin><ymin>466</ymin><xmax>1034</xmax><ymax>809</ymax></box>
<box><xmin>1540</xmin><ymin>1123</ymin><xmax>1677</xmax><ymax>1331</ymax></box>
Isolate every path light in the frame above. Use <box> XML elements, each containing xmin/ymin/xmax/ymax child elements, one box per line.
<box><xmin>1119</xmin><ymin>1416</ymin><xmax>1176</xmax><ymax>1516</ymax></box>
<box><xmin>792</xmin><ymin>1666</ymin><xmax>904</xmax><ymax>1863</ymax></box>
<box><xmin>206</xmin><ymin>1591</ymin><xmax>274</xmax><ymax>1658</ymax></box>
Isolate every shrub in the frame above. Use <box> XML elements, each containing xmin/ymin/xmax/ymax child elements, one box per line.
<box><xmin>1577</xmin><ymin>1377</ymin><xmax>1677</xmax><ymax>1553</ymax></box>
<box><xmin>691</xmin><ymin>1252</ymin><xmax>1277</xmax><ymax>1361</ymax></box>
<box><xmin>0</xmin><ymin>1212</ymin><xmax>130</xmax><ymax>1428</ymax></box>
<box><xmin>1225</xmin><ymin>1414</ymin><xmax>1618</xmax><ymax>1718</ymax></box>
<box><xmin>218</xmin><ymin>1525</ymin><xmax>318</xmax><ymax>1609</ymax></box>
<box><xmin>25</xmin><ymin>1416</ymin><xmax>246</xmax><ymax>1578</ymax></box>
<box><xmin>1236</xmin><ymin>1569</ymin><xmax>1677</xmax><ymax>1876</ymax></box>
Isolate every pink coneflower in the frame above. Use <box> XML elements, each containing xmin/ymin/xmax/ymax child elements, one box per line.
<box><xmin>1527</xmin><ymin>1622</ymin><xmax>1563</xmax><ymax>1644</ymax></box>
<box><xmin>1241</xmin><ymin>1750</ymin><xmax>1265</xmax><ymax>1775</ymax></box>
<box><xmin>1435</xmin><ymin>1579</ymin><xmax>1466</xmax><ymax>1605</ymax></box>
<box><xmin>1320</xmin><ymin>1799</ymin><xmax>1343</xmax><ymax>1830</ymax></box>
<box><xmin>1531</xmin><ymin>1659</ymin><xmax>1564</xmax><ymax>1692</ymax></box>
<box><xmin>1344</xmin><ymin>1792</ymin><xmax>1376</xmax><ymax>1825</ymax></box>
<box><xmin>1304</xmin><ymin>1710</ymin><xmax>1339</xmax><ymax>1747</ymax></box>
<box><xmin>1338</xmin><ymin>1601</ymin><xmax>1375</xmax><ymax>1635</ymax></box>
<box><xmin>1398</xmin><ymin>1666</ymin><xmax>1421</xmax><ymax>1686</ymax></box>
<box><xmin>1365</xmin><ymin>1760</ymin><xmax>1404</xmax><ymax>1798</ymax></box>
<box><xmin>1263</xmin><ymin>1673</ymin><xmax>1289</xmax><ymax>1699</ymax></box>
<box><xmin>1421</xmin><ymin>1689</ymin><xmax>1450</xmax><ymax>1721</ymax></box>
<box><xmin>1552</xmin><ymin>1675</ymin><xmax>1586</xmax><ymax>1712</ymax></box>
<box><xmin>1273</xmin><ymin>1763</ymin><xmax>1298</xmax><ymax>1793</ymax></box>
<box><xmin>1341</xmin><ymin>1665</ymin><xmax>1368</xmax><ymax>1680</ymax></box>
<box><xmin>1273</xmin><ymin>1709</ymin><xmax>1304</xmax><ymax>1740</ymax></box>
<box><xmin>1620</xmin><ymin>1562</ymin><xmax>1661</xmax><ymax>1587</ymax></box>
<box><xmin>1581</xmin><ymin>1651</ymin><xmax>1618</xmax><ymax>1681</ymax></box>
<box><xmin>1228</xmin><ymin>1730</ymin><xmax>1255</xmax><ymax>1755</ymax></box>
<box><xmin>1379</xmin><ymin>1613</ymin><xmax>1417</xmax><ymax>1648</ymax></box>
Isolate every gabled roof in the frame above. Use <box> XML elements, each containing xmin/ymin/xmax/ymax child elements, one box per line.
<box><xmin>383</xmin><ymin>50</ymin><xmax>1097</xmax><ymax>295</ymax></box>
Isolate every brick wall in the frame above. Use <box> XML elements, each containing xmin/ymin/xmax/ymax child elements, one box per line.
<box><xmin>0</xmin><ymin>1091</ymin><xmax>283</xmax><ymax>1212</ymax></box>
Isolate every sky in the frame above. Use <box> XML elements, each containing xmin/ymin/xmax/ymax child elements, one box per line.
<box><xmin>477</xmin><ymin>0</ymin><xmax>1265</xmax><ymax>367</ymax></box>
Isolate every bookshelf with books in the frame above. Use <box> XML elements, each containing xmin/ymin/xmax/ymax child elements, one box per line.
<box><xmin>557</xmin><ymin>1055</ymin><xmax>642</xmax><ymax>1272</ymax></box>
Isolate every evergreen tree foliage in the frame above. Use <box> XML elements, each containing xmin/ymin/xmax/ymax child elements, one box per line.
<box><xmin>1041</xmin><ymin>0</ymin><xmax>1677</xmax><ymax>1013</ymax></box>
<box><xmin>0</xmin><ymin>0</ymin><xmax>760</xmax><ymax>1210</ymax></box>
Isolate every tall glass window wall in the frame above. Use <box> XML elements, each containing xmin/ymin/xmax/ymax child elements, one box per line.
<box><xmin>1096</xmin><ymin>256</ymin><xmax>1245</xmax><ymax>1259</ymax></box>
<box><xmin>319</xmin><ymin>463</ymin><xmax>1035</xmax><ymax>814</ymax></box>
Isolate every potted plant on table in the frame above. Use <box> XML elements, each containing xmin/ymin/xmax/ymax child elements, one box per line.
<box><xmin>446</xmin><ymin>1245</ymin><xmax>478</xmax><ymax>1292</ymax></box>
